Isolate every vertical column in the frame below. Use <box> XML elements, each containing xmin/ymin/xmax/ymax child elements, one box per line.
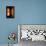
<box><xmin>18</xmin><ymin>25</ymin><xmax>20</xmax><ymax>43</ymax></box>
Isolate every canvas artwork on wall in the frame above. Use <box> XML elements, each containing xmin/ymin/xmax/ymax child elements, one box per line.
<box><xmin>6</xmin><ymin>6</ymin><xmax>15</xmax><ymax>18</ymax></box>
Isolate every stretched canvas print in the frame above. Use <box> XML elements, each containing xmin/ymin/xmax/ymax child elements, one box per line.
<box><xmin>6</xmin><ymin>6</ymin><xmax>15</xmax><ymax>18</ymax></box>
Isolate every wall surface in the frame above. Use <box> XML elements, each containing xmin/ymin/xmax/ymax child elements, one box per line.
<box><xmin>0</xmin><ymin>0</ymin><xmax>46</xmax><ymax>45</ymax></box>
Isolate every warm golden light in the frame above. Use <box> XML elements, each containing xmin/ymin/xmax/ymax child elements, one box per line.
<box><xmin>7</xmin><ymin>8</ymin><xmax>10</xmax><ymax>16</ymax></box>
<box><xmin>11</xmin><ymin>8</ymin><xmax>14</xmax><ymax>16</ymax></box>
<box><xmin>6</xmin><ymin>6</ymin><xmax>15</xmax><ymax>18</ymax></box>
